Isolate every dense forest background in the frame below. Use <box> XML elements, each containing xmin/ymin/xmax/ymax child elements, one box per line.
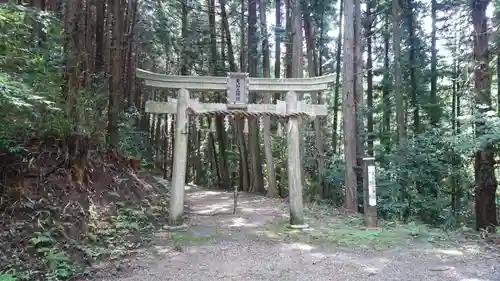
<box><xmin>0</xmin><ymin>0</ymin><xmax>499</xmax><ymax>277</ymax></box>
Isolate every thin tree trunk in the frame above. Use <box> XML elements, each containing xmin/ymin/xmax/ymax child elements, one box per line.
<box><xmin>290</xmin><ymin>0</ymin><xmax>304</xmax><ymax>188</ymax></box>
<box><xmin>354</xmin><ymin>0</ymin><xmax>364</xmax><ymax>195</ymax></box>
<box><xmin>258</xmin><ymin>0</ymin><xmax>278</xmax><ymax>197</ymax></box>
<box><xmin>107</xmin><ymin>0</ymin><xmax>125</xmax><ymax>149</ymax></box>
<box><xmin>332</xmin><ymin>0</ymin><xmax>343</xmax><ymax>153</ymax></box>
<box><xmin>393</xmin><ymin>0</ymin><xmax>407</xmax><ymax>219</ymax></box>
<box><xmin>430</xmin><ymin>0</ymin><xmax>439</xmax><ymax>126</ymax></box>
<box><xmin>392</xmin><ymin>0</ymin><xmax>405</xmax><ymax>144</ymax></box>
<box><xmin>406</xmin><ymin>0</ymin><xmax>419</xmax><ymax>134</ymax></box>
<box><xmin>208</xmin><ymin>0</ymin><xmax>231</xmax><ymax>190</ymax></box>
<box><xmin>275</xmin><ymin>0</ymin><xmax>284</xmax><ymax>196</ymax></box>
<box><xmin>304</xmin><ymin>10</ymin><xmax>325</xmax><ymax>198</ymax></box>
<box><xmin>382</xmin><ymin>14</ymin><xmax>391</xmax><ymax>154</ymax></box>
<box><xmin>365</xmin><ymin>0</ymin><xmax>375</xmax><ymax>157</ymax></box>
<box><xmin>285</xmin><ymin>0</ymin><xmax>292</xmax><ymax>78</ymax></box>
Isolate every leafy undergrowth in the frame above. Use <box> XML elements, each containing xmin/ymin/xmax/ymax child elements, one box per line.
<box><xmin>263</xmin><ymin>204</ymin><xmax>500</xmax><ymax>250</ymax></box>
<box><xmin>0</xmin><ymin>136</ymin><xmax>169</xmax><ymax>281</ymax></box>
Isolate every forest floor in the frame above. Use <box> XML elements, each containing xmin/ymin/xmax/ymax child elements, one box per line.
<box><xmin>84</xmin><ymin>182</ymin><xmax>500</xmax><ymax>281</ymax></box>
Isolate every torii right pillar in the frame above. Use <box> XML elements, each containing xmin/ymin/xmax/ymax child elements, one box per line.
<box><xmin>286</xmin><ymin>91</ymin><xmax>307</xmax><ymax>228</ymax></box>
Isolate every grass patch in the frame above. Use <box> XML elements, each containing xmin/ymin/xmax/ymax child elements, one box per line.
<box><xmin>167</xmin><ymin>227</ymin><xmax>218</xmax><ymax>247</ymax></box>
<box><xmin>262</xmin><ymin>205</ymin><xmax>451</xmax><ymax>249</ymax></box>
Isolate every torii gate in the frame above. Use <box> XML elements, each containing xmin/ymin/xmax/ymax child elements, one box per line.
<box><xmin>137</xmin><ymin>69</ymin><xmax>334</xmax><ymax>230</ymax></box>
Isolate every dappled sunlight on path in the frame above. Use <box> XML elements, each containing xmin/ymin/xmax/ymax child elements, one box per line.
<box><xmin>90</xmin><ymin>186</ymin><xmax>499</xmax><ymax>281</ymax></box>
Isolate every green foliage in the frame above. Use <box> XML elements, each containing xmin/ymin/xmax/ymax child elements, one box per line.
<box><xmin>376</xmin><ymin>129</ymin><xmax>471</xmax><ymax>226</ymax></box>
<box><xmin>321</xmin><ymin>153</ymin><xmax>345</xmax><ymax>205</ymax></box>
<box><xmin>0</xmin><ymin>270</ymin><xmax>17</xmax><ymax>281</ymax></box>
<box><xmin>28</xmin><ymin>231</ymin><xmax>74</xmax><ymax>281</ymax></box>
<box><xmin>118</xmin><ymin>108</ymin><xmax>148</xmax><ymax>157</ymax></box>
<box><xmin>0</xmin><ymin>4</ymin><xmax>71</xmax><ymax>147</ymax></box>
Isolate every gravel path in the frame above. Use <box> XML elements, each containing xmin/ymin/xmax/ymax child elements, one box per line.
<box><xmin>93</xmin><ymin>186</ymin><xmax>500</xmax><ymax>281</ymax></box>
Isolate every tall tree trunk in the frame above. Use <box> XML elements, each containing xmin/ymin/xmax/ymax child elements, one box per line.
<box><xmin>497</xmin><ymin>56</ymin><xmax>500</xmax><ymax>116</ymax></box>
<box><xmin>392</xmin><ymin>0</ymin><xmax>405</xmax><ymax>144</ymax></box>
<box><xmin>285</xmin><ymin>0</ymin><xmax>293</xmax><ymax>78</ymax></box>
<box><xmin>124</xmin><ymin>0</ymin><xmax>139</xmax><ymax>107</ymax></box>
<box><xmin>429</xmin><ymin>0</ymin><xmax>439</xmax><ymax>126</ymax></box>
<box><xmin>258</xmin><ymin>0</ymin><xmax>279</xmax><ymax>197</ymax></box>
<box><xmin>451</xmin><ymin>44</ymin><xmax>460</xmax><ymax>214</ymax></box>
<box><xmin>219</xmin><ymin>0</ymin><xmax>250</xmax><ymax>191</ymax></box>
<box><xmin>304</xmin><ymin>9</ymin><xmax>325</xmax><ymax>198</ymax></box>
<box><xmin>95</xmin><ymin>0</ymin><xmax>106</xmax><ymax>73</ymax></box>
<box><xmin>181</xmin><ymin>0</ymin><xmax>189</xmax><ymax>76</ymax></box>
<box><xmin>275</xmin><ymin>0</ymin><xmax>282</xmax><ymax>82</ymax></box>
<box><xmin>406</xmin><ymin>0</ymin><xmax>419</xmax><ymax>134</ymax></box>
<box><xmin>107</xmin><ymin>0</ymin><xmax>125</xmax><ymax>149</ymax></box>
<box><xmin>240</xmin><ymin>0</ymin><xmax>251</xmax><ymax>191</ymax></box>
<box><xmin>290</xmin><ymin>0</ymin><xmax>304</xmax><ymax>188</ymax></box>
<box><xmin>332</xmin><ymin>0</ymin><xmax>343</xmax><ymax>153</ymax></box>
<box><xmin>382</xmin><ymin>14</ymin><xmax>391</xmax><ymax>154</ymax></box>
<box><xmin>471</xmin><ymin>0</ymin><xmax>498</xmax><ymax>232</ymax></box>
<box><xmin>208</xmin><ymin>0</ymin><xmax>231</xmax><ymax>190</ymax></box>
<box><xmin>365</xmin><ymin>0</ymin><xmax>375</xmax><ymax>157</ymax></box>
<box><xmin>62</xmin><ymin>0</ymin><xmax>80</xmax><ymax>129</ymax></box>
<box><xmin>393</xmin><ymin>0</ymin><xmax>406</xmax><ymax>219</ymax></box>
<box><xmin>342</xmin><ymin>0</ymin><xmax>357</xmax><ymax>211</ymax></box>
<box><xmin>354</xmin><ymin>0</ymin><xmax>364</xmax><ymax>196</ymax></box>
<box><xmin>248</xmin><ymin>0</ymin><xmax>265</xmax><ymax>193</ymax></box>
<box><xmin>240</xmin><ymin>0</ymin><xmax>246</xmax><ymax>72</ymax></box>
<box><xmin>274</xmin><ymin>0</ymin><xmax>285</xmax><ymax>196</ymax></box>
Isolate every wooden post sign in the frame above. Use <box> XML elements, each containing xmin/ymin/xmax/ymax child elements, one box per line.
<box><xmin>363</xmin><ymin>157</ymin><xmax>377</xmax><ymax>228</ymax></box>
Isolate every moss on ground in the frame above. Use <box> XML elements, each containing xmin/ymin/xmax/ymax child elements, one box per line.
<box><xmin>167</xmin><ymin>227</ymin><xmax>219</xmax><ymax>246</ymax></box>
<box><xmin>262</xmin><ymin>205</ymin><xmax>453</xmax><ymax>250</ymax></box>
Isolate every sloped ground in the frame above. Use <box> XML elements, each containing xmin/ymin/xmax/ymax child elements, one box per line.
<box><xmin>0</xmin><ymin>137</ymin><xmax>170</xmax><ymax>281</ymax></box>
<box><xmin>90</xmin><ymin>184</ymin><xmax>500</xmax><ymax>281</ymax></box>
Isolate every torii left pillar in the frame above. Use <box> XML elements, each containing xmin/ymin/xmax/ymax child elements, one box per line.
<box><xmin>168</xmin><ymin>88</ymin><xmax>189</xmax><ymax>230</ymax></box>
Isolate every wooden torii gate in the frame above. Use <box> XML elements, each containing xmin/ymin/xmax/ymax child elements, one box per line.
<box><xmin>137</xmin><ymin>69</ymin><xmax>334</xmax><ymax>230</ymax></box>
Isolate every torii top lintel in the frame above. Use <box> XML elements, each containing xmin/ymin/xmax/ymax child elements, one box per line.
<box><xmin>136</xmin><ymin>69</ymin><xmax>335</xmax><ymax>93</ymax></box>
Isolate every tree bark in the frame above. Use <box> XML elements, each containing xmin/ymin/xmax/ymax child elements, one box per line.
<box><xmin>406</xmin><ymin>0</ymin><xmax>420</xmax><ymax>134</ymax></box>
<box><xmin>429</xmin><ymin>0</ymin><xmax>439</xmax><ymax>126</ymax></box>
<box><xmin>208</xmin><ymin>0</ymin><xmax>231</xmax><ymax>190</ymax></box>
<box><xmin>106</xmin><ymin>0</ymin><xmax>125</xmax><ymax>149</ymax></box>
<box><xmin>354</xmin><ymin>0</ymin><xmax>364</xmax><ymax>198</ymax></box>
<box><xmin>382</xmin><ymin>14</ymin><xmax>391</xmax><ymax>154</ymax></box>
<box><xmin>365</xmin><ymin>0</ymin><xmax>375</xmax><ymax>157</ymax></box>
<box><xmin>342</xmin><ymin>0</ymin><xmax>357</xmax><ymax>211</ymax></box>
<box><xmin>332</xmin><ymin>0</ymin><xmax>343</xmax><ymax>153</ymax></box>
<box><xmin>392</xmin><ymin>0</ymin><xmax>405</xmax><ymax>144</ymax></box>
<box><xmin>247</xmin><ymin>0</ymin><xmax>265</xmax><ymax>193</ymax></box>
<box><xmin>304</xmin><ymin>9</ymin><xmax>325</xmax><ymax>198</ymax></box>
<box><xmin>258</xmin><ymin>0</ymin><xmax>279</xmax><ymax>197</ymax></box>
<box><xmin>471</xmin><ymin>0</ymin><xmax>498</xmax><ymax>232</ymax></box>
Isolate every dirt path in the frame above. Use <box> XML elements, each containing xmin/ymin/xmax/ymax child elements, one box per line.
<box><xmin>92</xmin><ymin>185</ymin><xmax>499</xmax><ymax>281</ymax></box>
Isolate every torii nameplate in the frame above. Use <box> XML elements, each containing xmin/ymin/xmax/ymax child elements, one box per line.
<box><xmin>227</xmin><ymin>72</ymin><xmax>249</xmax><ymax>109</ymax></box>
